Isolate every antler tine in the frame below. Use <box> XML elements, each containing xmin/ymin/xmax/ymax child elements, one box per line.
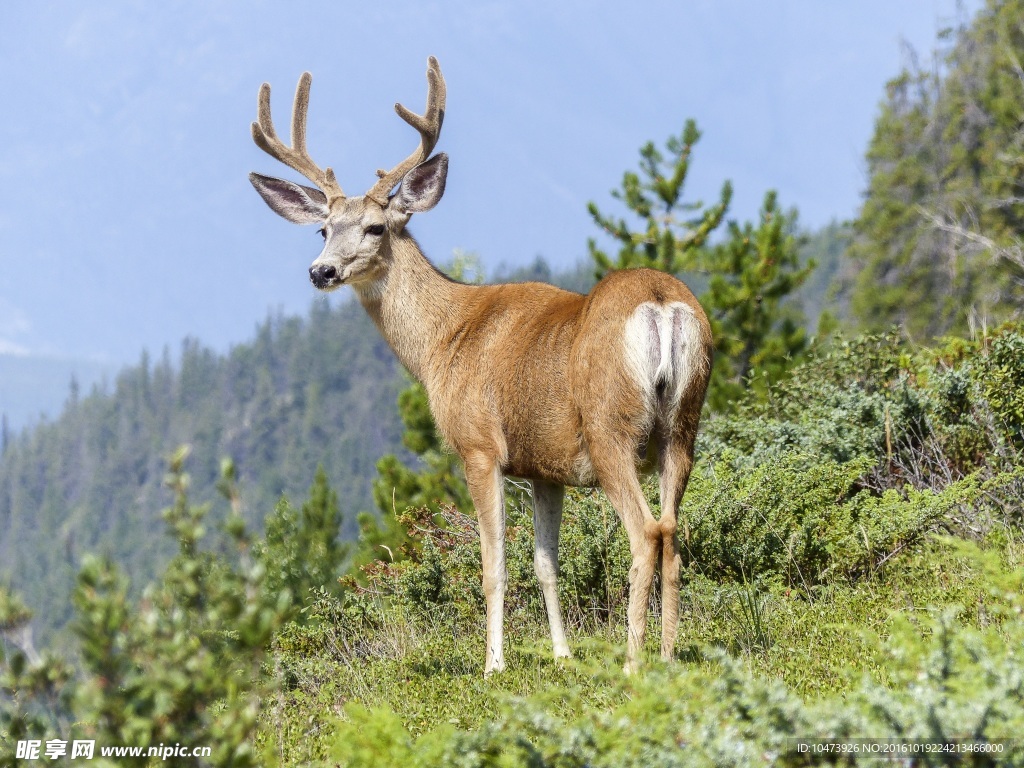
<box><xmin>251</xmin><ymin>72</ymin><xmax>344</xmax><ymax>201</ymax></box>
<box><xmin>366</xmin><ymin>56</ymin><xmax>446</xmax><ymax>205</ymax></box>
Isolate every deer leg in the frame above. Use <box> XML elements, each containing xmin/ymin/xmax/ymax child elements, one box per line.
<box><xmin>464</xmin><ymin>451</ymin><xmax>507</xmax><ymax>675</ymax></box>
<box><xmin>591</xmin><ymin>452</ymin><xmax>660</xmax><ymax>674</ymax></box>
<box><xmin>656</xmin><ymin>438</ymin><xmax>695</xmax><ymax>660</ymax></box>
<box><xmin>533</xmin><ymin>480</ymin><xmax>571</xmax><ymax>659</ymax></box>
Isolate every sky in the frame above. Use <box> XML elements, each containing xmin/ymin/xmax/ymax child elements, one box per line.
<box><xmin>0</xmin><ymin>0</ymin><xmax>980</xmax><ymax>376</ymax></box>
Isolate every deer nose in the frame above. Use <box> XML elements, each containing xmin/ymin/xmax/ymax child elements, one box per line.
<box><xmin>309</xmin><ymin>264</ymin><xmax>337</xmax><ymax>289</ymax></box>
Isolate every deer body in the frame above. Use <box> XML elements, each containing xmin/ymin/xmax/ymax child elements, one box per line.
<box><xmin>249</xmin><ymin>59</ymin><xmax>712</xmax><ymax>674</ymax></box>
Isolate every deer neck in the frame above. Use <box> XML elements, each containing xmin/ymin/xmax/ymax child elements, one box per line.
<box><xmin>352</xmin><ymin>231</ymin><xmax>462</xmax><ymax>384</ymax></box>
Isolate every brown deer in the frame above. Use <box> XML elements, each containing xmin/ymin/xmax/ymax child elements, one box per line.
<box><xmin>248</xmin><ymin>57</ymin><xmax>713</xmax><ymax>674</ymax></box>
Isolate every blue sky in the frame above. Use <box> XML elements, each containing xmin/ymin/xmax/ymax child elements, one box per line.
<box><xmin>0</xmin><ymin>1</ymin><xmax>978</xmax><ymax>370</ymax></box>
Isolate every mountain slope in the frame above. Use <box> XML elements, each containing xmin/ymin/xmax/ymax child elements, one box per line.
<box><xmin>0</xmin><ymin>298</ymin><xmax>409</xmax><ymax>643</ymax></box>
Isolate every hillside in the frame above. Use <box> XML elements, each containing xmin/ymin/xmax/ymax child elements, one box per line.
<box><xmin>4</xmin><ymin>323</ymin><xmax>1021</xmax><ymax>766</ymax></box>
<box><xmin>265</xmin><ymin>323</ymin><xmax>1024</xmax><ymax>764</ymax></box>
<box><xmin>0</xmin><ymin>298</ymin><xmax>410</xmax><ymax>644</ymax></box>
<box><xmin>0</xmin><ymin>354</ymin><xmax>114</xmax><ymax>434</ymax></box>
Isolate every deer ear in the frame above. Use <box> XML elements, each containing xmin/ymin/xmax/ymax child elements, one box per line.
<box><xmin>249</xmin><ymin>172</ymin><xmax>328</xmax><ymax>224</ymax></box>
<box><xmin>393</xmin><ymin>153</ymin><xmax>448</xmax><ymax>214</ymax></box>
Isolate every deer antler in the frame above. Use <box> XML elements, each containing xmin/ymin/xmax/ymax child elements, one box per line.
<box><xmin>365</xmin><ymin>56</ymin><xmax>446</xmax><ymax>206</ymax></box>
<box><xmin>251</xmin><ymin>72</ymin><xmax>345</xmax><ymax>202</ymax></box>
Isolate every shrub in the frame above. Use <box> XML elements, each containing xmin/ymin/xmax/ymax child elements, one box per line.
<box><xmin>328</xmin><ymin>561</ymin><xmax>1024</xmax><ymax>767</ymax></box>
<box><xmin>0</xmin><ymin>449</ymin><xmax>293</xmax><ymax>768</ymax></box>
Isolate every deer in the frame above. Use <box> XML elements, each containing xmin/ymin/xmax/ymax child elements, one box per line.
<box><xmin>248</xmin><ymin>57</ymin><xmax>713</xmax><ymax>675</ymax></box>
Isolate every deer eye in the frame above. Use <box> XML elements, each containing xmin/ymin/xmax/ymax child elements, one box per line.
<box><xmin>318</xmin><ymin>228</ymin><xmax>327</xmax><ymax>240</ymax></box>
<box><xmin>365</xmin><ymin>224</ymin><xmax>385</xmax><ymax>237</ymax></box>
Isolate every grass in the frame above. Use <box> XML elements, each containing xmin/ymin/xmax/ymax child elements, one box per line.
<box><xmin>257</xmin><ymin>327</ymin><xmax>1024</xmax><ymax>764</ymax></box>
<box><xmin>259</xmin><ymin>528</ymin><xmax>1024</xmax><ymax>765</ymax></box>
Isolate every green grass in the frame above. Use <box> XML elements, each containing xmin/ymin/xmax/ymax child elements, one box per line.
<box><xmin>255</xmin><ymin>326</ymin><xmax>1024</xmax><ymax>764</ymax></box>
<box><xmin>259</xmin><ymin>529</ymin><xmax>1024</xmax><ymax>766</ymax></box>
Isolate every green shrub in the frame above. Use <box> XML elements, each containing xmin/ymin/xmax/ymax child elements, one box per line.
<box><xmin>0</xmin><ymin>449</ymin><xmax>293</xmax><ymax>768</ymax></box>
<box><xmin>327</xmin><ymin>573</ymin><xmax>1024</xmax><ymax>767</ymax></box>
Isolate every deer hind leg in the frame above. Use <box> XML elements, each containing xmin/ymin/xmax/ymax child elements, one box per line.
<box><xmin>588</xmin><ymin>444</ymin><xmax>661</xmax><ymax>674</ymax></box>
<box><xmin>621</xmin><ymin>300</ymin><xmax>705</xmax><ymax>661</ymax></box>
<box><xmin>463</xmin><ymin>451</ymin><xmax>507</xmax><ymax>675</ymax></box>
<box><xmin>532</xmin><ymin>480</ymin><xmax>571</xmax><ymax>659</ymax></box>
<box><xmin>656</xmin><ymin>436</ymin><xmax>696</xmax><ymax>660</ymax></box>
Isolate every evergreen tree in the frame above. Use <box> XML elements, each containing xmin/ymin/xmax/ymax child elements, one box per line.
<box><xmin>256</xmin><ymin>465</ymin><xmax>349</xmax><ymax>612</ymax></box>
<box><xmin>703</xmin><ymin>192</ymin><xmax>814</xmax><ymax>410</ymax></box>
<box><xmin>371</xmin><ymin>382</ymin><xmax>472</xmax><ymax>521</ymax></box>
<box><xmin>588</xmin><ymin>120</ymin><xmax>732</xmax><ymax>279</ymax></box>
<box><xmin>848</xmin><ymin>0</ymin><xmax>1024</xmax><ymax>338</ymax></box>
<box><xmin>588</xmin><ymin>122</ymin><xmax>813</xmax><ymax>409</ymax></box>
<box><xmin>0</xmin><ymin>449</ymin><xmax>291</xmax><ymax>768</ymax></box>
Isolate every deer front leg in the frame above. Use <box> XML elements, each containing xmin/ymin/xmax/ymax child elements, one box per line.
<box><xmin>532</xmin><ymin>481</ymin><xmax>571</xmax><ymax>659</ymax></box>
<box><xmin>464</xmin><ymin>451</ymin><xmax>507</xmax><ymax>675</ymax></box>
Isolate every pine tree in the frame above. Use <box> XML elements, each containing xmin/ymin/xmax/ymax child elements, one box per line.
<box><xmin>588</xmin><ymin>123</ymin><xmax>813</xmax><ymax>409</ymax></box>
<box><xmin>848</xmin><ymin>0</ymin><xmax>1024</xmax><ymax>338</ymax></box>
<box><xmin>703</xmin><ymin>192</ymin><xmax>814</xmax><ymax>409</ymax></box>
<box><xmin>588</xmin><ymin>120</ymin><xmax>732</xmax><ymax>279</ymax></box>
<box><xmin>256</xmin><ymin>465</ymin><xmax>348</xmax><ymax>610</ymax></box>
<box><xmin>0</xmin><ymin>449</ymin><xmax>291</xmax><ymax>768</ymax></box>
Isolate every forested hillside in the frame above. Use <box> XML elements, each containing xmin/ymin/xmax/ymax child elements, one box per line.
<box><xmin>2</xmin><ymin>3</ymin><xmax>1023</xmax><ymax>762</ymax></box>
<box><xmin>847</xmin><ymin>0</ymin><xmax>1024</xmax><ymax>337</ymax></box>
<box><xmin>0</xmin><ymin>299</ymin><xmax>409</xmax><ymax>644</ymax></box>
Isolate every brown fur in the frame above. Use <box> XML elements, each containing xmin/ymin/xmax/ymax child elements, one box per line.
<box><xmin>249</xmin><ymin>59</ymin><xmax>713</xmax><ymax>675</ymax></box>
<box><xmin>354</xmin><ymin>236</ymin><xmax>713</xmax><ymax>672</ymax></box>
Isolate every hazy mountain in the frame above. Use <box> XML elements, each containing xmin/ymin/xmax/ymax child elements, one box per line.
<box><xmin>0</xmin><ymin>354</ymin><xmax>115</xmax><ymax>434</ymax></box>
<box><xmin>0</xmin><ymin>297</ymin><xmax>410</xmax><ymax>644</ymax></box>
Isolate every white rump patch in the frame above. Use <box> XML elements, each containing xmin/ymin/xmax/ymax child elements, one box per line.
<box><xmin>622</xmin><ymin>302</ymin><xmax>702</xmax><ymax>415</ymax></box>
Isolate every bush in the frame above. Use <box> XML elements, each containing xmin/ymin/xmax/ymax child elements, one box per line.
<box><xmin>328</xmin><ymin>549</ymin><xmax>1024</xmax><ymax>767</ymax></box>
<box><xmin>0</xmin><ymin>449</ymin><xmax>293</xmax><ymax>768</ymax></box>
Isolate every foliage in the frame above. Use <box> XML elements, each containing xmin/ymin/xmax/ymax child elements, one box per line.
<box><xmin>587</xmin><ymin>119</ymin><xmax>732</xmax><ymax>277</ymax></box>
<box><xmin>701</xmin><ymin>192</ymin><xmax>815</xmax><ymax>409</ymax></box>
<box><xmin>358</xmin><ymin>380</ymin><xmax>473</xmax><ymax>572</ymax></box>
<box><xmin>588</xmin><ymin>122</ymin><xmax>813</xmax><ymax>410</ymax></box>
<box><xmin>0</xmin><ymin>590</ymin><xmax>73</xmax><ymax>767</ymax></box>
<box><xmin>325</xmin><ymin>316</ymin><xmax>1024</xmax><ymax>614</ymax></box>
<box><xmin>327</xmin><ymin>590</ymin><xmax>1024</xmax><ymax>768</ymax></box>
<box><xmin>264</xmin><ymin>534</ymin><xmax>1024</xmax><ymax>767</ymax></box>
<box><xmin>0</xmin><ymin>448</ymin><xmax>294</xmax><ymax>767</ymax></box>
<box><xmin>255</xmin><ymin>465</ymin><xmax>349</xmax><ymax>615</ymax></box>
<box><xmin>341</xmin><ymin>483</ymin><xmax>632</xmax><ymax>640</ymax></box>
<box><xmin>259</xmin><ymin>325</ymin><xmax>1024</xmax><ymax>765</ymax></box>
<box><xmin>847</xmin><ymin>0</ymin><xmax>1024</xmax><ymax>338</ymax></box>
<box><xmin>792</xmin><ymin>219</ymin><xmax>852</xmax><ymax>333</ymax></box>
<box><xmin>973</xmin><ymin>328</ymin><xmax>1024</xmax><ymax>448</ymax></box>
<box><xmin>0</xmin><ymin>300</ymin><xmax>405</xmax><ymax>645</ymax></box>
<box><xmin>4</xmin><ymin>327</ymin><xmax>1024</xmax><ymax>766</ymax></box>
<box><xmin>704</xmin><ymin>325</ymin><xmax>1024</xmax><ymax>482</ymax></box>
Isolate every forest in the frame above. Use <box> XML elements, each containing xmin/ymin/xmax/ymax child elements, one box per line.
<box><xmin>2</xmin><ymin>1</ymin><xmax>1024</xmax><ymax>764</ymax></box>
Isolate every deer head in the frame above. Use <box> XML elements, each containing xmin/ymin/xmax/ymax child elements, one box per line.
<box><xmin>249</xmin><ymin>57</ymin><xmax>448</xmax><ymax>291</ymax></box>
